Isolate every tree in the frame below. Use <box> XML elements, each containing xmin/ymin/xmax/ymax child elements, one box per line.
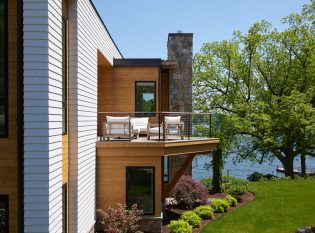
<box><xmin>212</xmin><ymin>143</ymin><xmax>223</xmax><ymax>193</ymax></box>
<box><xmin>193</xmin><ymin>2</ymin><xmax>315</xmax><ymax>177</ymax></box>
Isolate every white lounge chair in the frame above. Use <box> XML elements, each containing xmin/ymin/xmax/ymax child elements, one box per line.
<box><xmin>130</xmin><ymin>117</ymin><xmax>149</xmax><ymax>138</ymax></box>
<box><xmin>104</xmin><ymin>116</ymin><xmax>136</xmax><ymax>141</ymax></box>
<box><xmin>147</xmin><ymin>116</ymin><xmax>184</xmax><ymax>140</ymax></box>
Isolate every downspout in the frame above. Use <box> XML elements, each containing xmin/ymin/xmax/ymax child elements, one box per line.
<box><xmin>17</xmin><ymin>0</ymin><xmax>24</xmax><ymax>232</ymax></box>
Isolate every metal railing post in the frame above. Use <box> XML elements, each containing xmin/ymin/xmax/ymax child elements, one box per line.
<box><xmin>158</xmin><ymin>112</ymin><xmax>161</xmax><ymax>141</ymax></box>
<box><xmin>163</xmin><ymin>113</ymin><xmax>165</xmax><ymax>141</ymax></box>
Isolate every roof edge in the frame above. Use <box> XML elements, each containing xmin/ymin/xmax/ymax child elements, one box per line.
<box><xmin>89</xmin><ymin>0</ymin><xmax>124</xmax><ymax>58</ymax></box>
<box><xmin>113</xmin><ymin>58</ymin><xmax>162</xmax><ymax>67</ymax></box>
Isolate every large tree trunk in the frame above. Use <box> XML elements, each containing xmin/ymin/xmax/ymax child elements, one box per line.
<box><xmin>301</xmin><ymin>152</ymin><xmax>306</xmax><ymax>176</ymax></box>
<box><xmin>283</xmin><ymin>156</ymin><xmax>295</xmax><ymax>178</ymax></box>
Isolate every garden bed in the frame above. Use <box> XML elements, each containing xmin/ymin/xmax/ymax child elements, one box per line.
<box><xmin>162</xmin><ymin>191</ymin><xmax>255</xmax><ymax>233</ymax></box>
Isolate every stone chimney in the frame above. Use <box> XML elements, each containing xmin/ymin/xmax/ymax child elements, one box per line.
<box><xmin>167</xmin><ymin>33</ymin><xmax>193</xmax><ymax>112</ymax></box>
<box><xmin>167</xmin><ymin>33</ymin><xmax>193</xmax><ymax>181</ymax></box>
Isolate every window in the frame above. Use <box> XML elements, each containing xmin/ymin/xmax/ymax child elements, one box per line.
<box><xmin>62</xmin><ymin>184</ymin><xmax>67</xmax><ymax>233</ymax></box>
<box><xmin>135</xmin><ymin>81</ymin><xmax>156</xmax><ymax>115</ymax></box>
<box><xmin>0</xmin><ymin>195</ymin><xmax>9</xmax><ymax>233</ymax></box>
<box><xmin>0</xmin><ymin>0</ymin><xmax>8</xmax><ymax>137</ymax></box>
<box><xmin>126</xmin><ymin>167</ymin><xmax>154</xmax><ymax>214</ymax></box>
<box><xmin>62</xmin><ymin>17</ymin><xmax>68</xmax><ymax>134</ymax></box>
<box><xmin>163</xmin><ymin>156</ymin><xmax>169</xmax><ymax>183</ymax></box>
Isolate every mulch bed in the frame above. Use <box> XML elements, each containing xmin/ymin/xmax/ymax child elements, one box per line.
<box><xmin>162</xmin><ymin>192</ymin><xmax>255</xmax><ymax>233</ymax></box>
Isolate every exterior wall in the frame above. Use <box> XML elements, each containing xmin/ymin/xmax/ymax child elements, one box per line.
<box><xmin>23</xmin><ymin>0</ymin><xmax>122</xmax><ymax>232</ymax></box>
<box><xmin>98</xmin><ymin>66</ymin><xmax>159</xmax><ymax>113</ymax></box>
<box><xmin>68</xmin><ymin>0</ymin><xmax>122</xmax><ymax>233</ymax></box>
<box><xmin>0</xmin><ymin>0</ymin><xmax>19</xmax><ymax>231</ymax></box>
<box><xmin>23</xmin><ymin>0</ymin><xmax>64</xmax><ymax>232</ymax></box>
<box><xmin>96</xmin><ymin>148</ymin><xmax>163</xmax><ymax>217</ymax></box>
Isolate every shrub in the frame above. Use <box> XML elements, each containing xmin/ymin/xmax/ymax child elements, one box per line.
<box><xmin>180</xmin><ymin>211</ymin><xmax>202</xmax><ymax>228</ymax></box>
<box><xmin>194</xmin><ymin>205</ymin><xmax>214</xmax><ymax>219</ymax></box>
<box><xmin>170</xmin><ymin>175</ymin><xmax>208</xmax><ymax>209</ymax></box>
<box><xmin>99</xmin><ymin>203</ymin><xmax>143</xmax><ymax>233</ymax></box>
<box><xmin>200</xmin><ymin>177</ymin><xmax>212</xmax><ymax>190</ymax></box>
<box><xmin>225</xmin><ymin>195</ymin><xmax>237</xmax><ymax>207</ymax></box>
<box><xmin>210</xmin><ymin>199</ymin><xmax>230</xmax><ymax>213</ymax></box>
<box><xmin>270</xmin><ymin>176</ymin><xmax>278</xmax><ymax>181</ymax></box>
<box><xmin>248</xmin><ymin>172</ymin><xmax>278</xmax><ymax>182</ymax></box>
<box><xmin>247</xmin><ymin>172</ymin><xmax>265</xmax><ymax>181</ymax></box>
<box><xmin>168</xmin><ymin>220</ymin><xmax>192</xmax><ymax>233</ymax></box>
<box><xmin>224</xmin><ymin>184</ymin><xmax>248</xmax><ymax>198</ymax></box>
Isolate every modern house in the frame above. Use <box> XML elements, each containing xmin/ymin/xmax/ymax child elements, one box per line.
<box><xmin>0</xmin><ymin>0</ymin><xmax>219</xmax><ymax>232</ymax></box>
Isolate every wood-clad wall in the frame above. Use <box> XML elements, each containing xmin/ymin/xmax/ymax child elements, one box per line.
<box><xmin>96</xmin><ymin>147</ymin><xmax>163</xmax><ymax>217</ymax></box>
<box><xmin>98</xmin><ymin>66</ymin><xmax>160</xmax><ymax>113</ymax></box>
<box><xmin>0</xmin><ymin>0</ymin><xmax>19</xmax><ymax>231</ymax></box>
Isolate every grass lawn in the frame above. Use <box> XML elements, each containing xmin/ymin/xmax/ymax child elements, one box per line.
<box><xmin>201</xmin><ymin>179</ymin><xmax>315</xmax><ymax>233</ymax></box>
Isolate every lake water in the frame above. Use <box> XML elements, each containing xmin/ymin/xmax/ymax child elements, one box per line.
<box><xmin>192</xmin><ymin>154</ymin><xmax>315</xmax><ymax>181</ymax></box>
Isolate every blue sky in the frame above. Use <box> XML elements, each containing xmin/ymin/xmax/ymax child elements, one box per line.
<box><xmin>92</xmin><ymin>0</ymin><xmax>309</xmax><ymax>59</ymax></box>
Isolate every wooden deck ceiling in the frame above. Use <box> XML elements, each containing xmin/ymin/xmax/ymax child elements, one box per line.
<box><xmin>96</xmin><ymin>137</ymin><xmax>219</xmax><ymax>156</ymax></box>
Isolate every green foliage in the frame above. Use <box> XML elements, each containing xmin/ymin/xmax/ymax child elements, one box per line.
<box><xmin>221</xmin><ymin>176</ymin><xmax>249</xmax><ymax>198</ymax></box>
<box><xmin>211</xmin><ymin>199</ymin><xmax>230</xmax><ymax>213</ymax></box>
<box><xmin>168</xmin><ymin>220</ymin><xmax>192</xmax><ymax>233</ymax></box>
<box><xmin>212</xmin><ymin>144</ymin><xmax>224</xmax><ymax>193</ymax></box>
<box><xmin>248</xmin><ymin>172</ymin><xmax>278</xmax><ymax>182</ymax></box>
<box><xmin>193</xmin><ymin>1</ymin><xmax>315</xmax><ymax>178</ymax></box>
<box><xmin>194</xmin><ymin>205</ymin><xmax>215</xmax><ymax>219</ymax></box>
<box><xmin>180</xmin><ymin>211</ymin><xmax>202</xmax><ymax>228</ymax></box>
<box><xmin>225</xmin><ymin>195</ymin><xmax>238</xmax><ymax>207</ymax></box>
<box><xmin>224</xmin><ymin>184</ymin><xmax>248</xmax><ymax>198</ymax></box>
<box><xmin>200</xmin><ymin>177</ymin><xmax>212</xmax><ymax>190</ymax></box>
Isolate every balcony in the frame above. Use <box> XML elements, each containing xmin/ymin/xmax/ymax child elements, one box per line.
<box><xmin>97</xmin><ymin>112</ymin><xmax>219</xmax><ymax>156</ymax></box>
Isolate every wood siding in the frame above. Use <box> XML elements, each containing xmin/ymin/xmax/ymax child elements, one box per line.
<box><xmin>0</xmin><ymin>0</ymin><xmax>19</xmax><ymax>232</ymax></box>
<box><xmin>96</xmin><ymin>148</ymin><xmax>162</xmax><ymax>217</ymax></box>
<box><xmin>98</xmin><ymin>66</ymin><xmax>160</xmax><ymax>113</ymax></box>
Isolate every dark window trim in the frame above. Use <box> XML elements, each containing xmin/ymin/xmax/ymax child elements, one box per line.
<box><xmin>135</xmin><ymin>81</ymin><xmax>156</xmax><ymax>116</ymax></box>
<box><xmin>126</xmin><ymin>166</ymin><xmax>155</xmax><ymax>215</ymax></box>
<box><xmin>163</xmin><ymin>156</ymin><xmax>169</xmax><ymax>183</ymax></box>
<box><xmin>0</xmin><ymin>195</ymin><xmax>9</xmax><ymax>233</ymax></box>
<box><xmin>62</xmin><ymin>183</ymin><xmax>68</xmax><ymax>233</ymax></box>
<box><xmin>0</xmin><ymin>0</ymin><xmax>8</xmax><ymax>138</ymax></box>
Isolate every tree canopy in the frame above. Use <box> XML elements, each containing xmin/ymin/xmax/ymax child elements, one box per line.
<box><xmin>193</xmin><ymin>1</ymin><xmax>315</xmax><ymax>177</ymax></box>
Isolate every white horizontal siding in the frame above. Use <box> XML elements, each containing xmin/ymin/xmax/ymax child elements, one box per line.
<box><xmin>23</xmin><ymin>0</ymin><xmax>63</xmax><ymax>232</ymax></box>
<box><xmin>68</xmin><ymin>0</ymin><xmax>122</xmax><ymax>232</ymax></box>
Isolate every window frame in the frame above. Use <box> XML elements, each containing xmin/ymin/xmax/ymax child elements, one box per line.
<box><xmin>0</xmin><ymin>195</ymin><xmax>9</xmax><ymax>233</ymax></box>
<box><xmin>135</xmin><ymin>81</ymin><xmax>156</xmax><ymax>115</ymax></box>
<box><xmin>0</xmin><ymin>0</ymin><xmax>8</xmax><ymax>138</ymax></box>
<box><xmin>126</xmin><ymin>166</ymin><xmax>155</xmax><ymax>215</ymax></box>
<box><xmin>163</xmin><ymin>156</ymin><xmax>169</xmax><ymax>183</ymax></box>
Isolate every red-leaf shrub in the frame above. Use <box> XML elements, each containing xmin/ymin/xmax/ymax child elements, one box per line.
<box><xmin>170</xmin><ymin>175</ymin><xmax>208</xmax><ymax>209</ymax></box>
<box><xmin>96</xmin><ymin>203</ymin><xmax>143</xmax><ymax>233</ymax></box>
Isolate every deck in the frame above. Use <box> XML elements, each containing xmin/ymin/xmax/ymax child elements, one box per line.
<box><xmin>97</xmin><ymin>136</ymin><xmax>219</xmax><ymax>156</ymax></box>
